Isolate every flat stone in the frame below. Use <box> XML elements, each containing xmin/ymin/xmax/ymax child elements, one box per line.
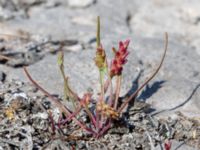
<box><xmin>129</xmin><ymin>0</ymin><xmax>200</xmax><ymax>54</ymax></box>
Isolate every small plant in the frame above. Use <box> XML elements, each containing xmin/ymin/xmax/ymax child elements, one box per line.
<box><xmin>24</xmin><ymin>16</ymin><xmax>168</xmax><ymax>138</ymax></box>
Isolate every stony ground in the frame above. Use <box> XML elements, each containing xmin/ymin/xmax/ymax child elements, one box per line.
<box><xmin>0</xmin><ymin>0</ymin><xmax>200</xmax><ymax>149</ymax></box>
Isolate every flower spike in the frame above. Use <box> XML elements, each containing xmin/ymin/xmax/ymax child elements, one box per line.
<box><xmin>110</xmin><ymin>40</ymin><xmax>130</xmax><ymax>77</ymax></box>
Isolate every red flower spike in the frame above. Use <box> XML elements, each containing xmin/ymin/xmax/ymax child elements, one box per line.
<box><xmin>110</xmin><ymin>40</ymin><xmax>130</xmax><ymax>77</ymax></box>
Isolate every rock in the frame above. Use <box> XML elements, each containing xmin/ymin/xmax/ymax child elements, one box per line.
<box><xmin>2</xmin><ymin>6</ymin><xmax>95</xmax><ymax>41</ymax></box>
<box><xmin>67</xmin><ymin>0</ymin><xmax>96</xmax><ymax>8</ymax></box>
<box><xmin>129</xmin><ymin>0</ymin><xmax>200</xmax><ymax>54</ymax></box>
<box><xmin>1</xmin><ymin>0</ymin><xmax>133</xmax><ymax>41</ymax></box>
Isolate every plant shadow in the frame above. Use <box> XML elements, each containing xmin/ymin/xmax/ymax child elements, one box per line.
<box><xmin>121</xmin><ymin>70</ymin><xmax>166</xmax><ymax>114</ymax></box>
<box><xmin>137</xmin><ymin>80</ymin><xmax>166</xmax><ymax>101</ymax></box>
<box><xmin>123</xmin><ymin>70</ymin><xmax>200</xmax><ymax>116</ymax></box>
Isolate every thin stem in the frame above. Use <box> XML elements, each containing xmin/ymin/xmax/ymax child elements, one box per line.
<box><xmin>103</xmin><ymin>79</ymin><xmax>110</xmax><ymax>93</ymax></box>
<box><xmin>97</xmin><ymin>119</ymin><xmax>111</xmax><ymax>138</ymax></box>
<box><xmin>105</xmin><ymin>60</ymin><xmax>114</xmax><ymax>106</ymax></box>
<box><xmin>60</xmin><ymin>67</ymin><xmax>77</xmax><ymax>109</ymax></box>
<box><xmin>84</xmin><ymin>105</ymin><xmax>97</xmax><ymax>128</ymax></box>
<box><xmin>60</xmin><ymin>106</ymin><xmax>82</xmax><ymax>125</ymax></box>
<box><xmin>108</xmin><ymin>78</ymin><xmax>113</xmax><ymax>107</ymax></box>
<box><xmin>95</xmin><ymin>108</ymin><xmax>100</xmax><ymax>130</ymax></box>
<box><xmin>100</xmin><ymin>70</ymin><xmax>105</xmax><ymax>100</ymax></box>
<box><xmin>23</xmin><ymin>67</ymin><xmax>96</xmax><ymax>134</ymax></box>
<box><xmin>58</xmin><ymin>48</ymin><xmax>79</xmax><ymax>109</ymax></box>
<box><xmin>57</xmin><ymin>115</ymin><xmax>63</xmax><ymax>129</ymax></box>
<box><xmin>118</xmin><ymin>32</ymin><xmax>168</xmax><ymax>113</ymax></box>
<box><xmin>96</xmin><ymin>16</ymin><xmax>104</xmax><ymax>132</ymax></box>
<box><xmin>95</xmin><ymin>95</ymin><xmax>104</xmax><ymax>131</ymax></box>
<box><xmin>49</xmin><ymin>111</ymin><xmax>56</xmax><ymax>134</ymax></box>
<box><xmin>114</xmin><ymin>75</ymin><xmax>122</xmax><ymax>109</ymax></box>
<box><xmin>96</xmin><ymin>16</ymin><xmax>100</xmax><ymax>47</ymax></box>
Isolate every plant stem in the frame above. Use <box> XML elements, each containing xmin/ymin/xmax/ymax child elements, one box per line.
<box><xmin>60</xmin><ymin>106</ymin><xmax>82</xmax><ymax>125</ymax></box>
<box><xmin>23</xmin><ymin>67</ymin><xmax>95</xmax><ymax>134</ymax></box>
<box><xmin>108</xmin><ymin>78</ymin><xmax>113</xmax><ymax>106</ymax></box>
<box><xmin>60</xmin><ymin>68</ymin><xmax>77</xmax><ymax>109</ymax></box>
<box><xmin>114</xmin><ymin>75</ymin><xmax>122</xmax><ymax>109</ymax></box>
<box><xmin>102</xmin><ymin>62</ymin><xmax>114</xmax><ymax>107</ymax></box>
<box><xmin>84</xmin><ymin>105</ymin><xmax>97</xmax><ymax>128</ymax></box>
<box><xmin>96</xmin><ymin>16</ymin><xmax>105</xmax><ymax>131</ymax></box>
<box><xmin>97</xmin><ymin>119</ymin><xmax>111</xmax><ymax>138</ymax></box>
<box><xmin>117</xmin><ymin>32</ymin><xmax>168</xmax><ymax>113</ymax></box>
<box><xmin>103</xmin><ymin>79</ymin><xmax>110</xmax><ymax>93</ymax></box>
<box><xmin>96</xmin><ymin>16</ymin><xmax>100</xmax><ymax>47</ymax></box>
<box><xmin>58</xmin><ymin>49</ymin><xmax>78</xmax><ymax>109</ymax></box>
<box><xmin>95</xmin><ymin>108</ymin><xmax>100</xmax><ymax>130</ymax></box>
<box><xmin>49</xmin><ymin>111</ymin><xmax>55</xmax><ymax>134</ymax></box>
<box><xmin>100</xmin><ymin>70</ymin><xmax>105</xmax><ymax>100</ymax></box>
